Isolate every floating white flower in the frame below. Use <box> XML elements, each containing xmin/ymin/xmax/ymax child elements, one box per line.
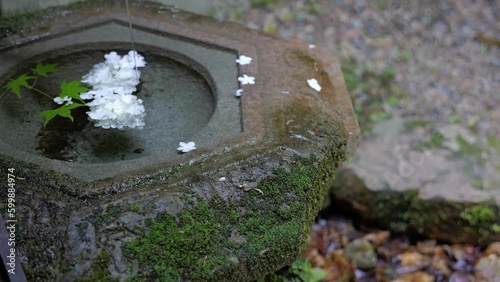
<box><xmin>235</xmin><ymin>89</ymin><xmax>243</xmax><ymax>97</ymax></box>
<box><xmin>86</xmin><ymin>94</ymin><xmax>146</xmax><ymax>129</ymax></box>
<box><xmin>53</xmin><ymin>96</ymin><xmax>73</xmax><ymax>105</ymax></box>
<box><xmin>177</xmin><ymin>142</ymin><xmax>196</xmax><ymax>153</ymax></box>
<box><xmin>238</xmin><ymin>74</ymin><xmax>255</xmax><ymax>85</ymax></box>
<box><xmin>235</xmin><ymin>55</ymin><xmax>252</xmax><ymax>65</ymax></box>
<box><xmin>80</xmin><ymin>50</ymin><xmax>147</xmax><ymax>129</ymax></box>
<box><xmin>81</xmin><ymin>50</ymin><xmax>146</xmax><ymax>95</ymax></box>
<box><xmin>307</xmin><ymin>78</ymin><xmax>321</xmax><ymax>92</ymax></box>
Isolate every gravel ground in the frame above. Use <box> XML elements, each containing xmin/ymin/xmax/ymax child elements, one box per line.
<box><xmin>221</xmin><ymin>0</ymin><xmax>499</xmax><ymax>139</ymax></box>
<box><xmin>303</xmin><ymin>216</ymin><xmax>499</xmax><ymax>282</ymax></box>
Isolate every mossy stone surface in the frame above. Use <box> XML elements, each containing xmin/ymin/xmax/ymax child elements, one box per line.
<box><xmin>330</xmin><ymin>158</ymin><xmax>500</xmax><ymax>246</ymax></box>
<box><xmin>328</xmin><ymin>114</ymin><xmax>499</xmax><ymax>246</ymax></box>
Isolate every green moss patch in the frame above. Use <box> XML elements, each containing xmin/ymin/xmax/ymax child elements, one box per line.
<box><xmin>331</xmin><ymin>169</ymin><xmax>500</xmax><ymax>245</ymax></box>
<box><xmin>124</xmin><ymin>201</ymin><xmax>227</xmax><ymax>281</ymax></box>
<box><xmin>341</xmin><ymin>60</ymin><xmax>404</xmax><ymax>134</ymax></box>
<box><xmin>415</xmin><ymin>130</ymin><xmax>445</xmax><ymax>150</ymax></box>
<box><xmin>77</xmin><ymin>251</ymin><xmax>117</xmax><ymax>282</ymax></box>
<box><xmin>90</xmin><ymin>204</ymin><xmax>122</xmax><ymax>229</ymax></box>
<box><xmin>123</xmin><ymin>156</ymin><xmax>330</xmax><ymax>281</ymax></box>
<box><xmin>461</xmin><ymin>205</ymin><xmax>495</xmax><ymax>226</ymax></box>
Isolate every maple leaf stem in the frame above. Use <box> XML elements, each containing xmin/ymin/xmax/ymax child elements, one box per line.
<box><xmin>0</xmin><ymin>88</ymin><xmax>7</xmax><ymax>101</ymax></box>
<box><xmin>30</xmin><ymin>77</ymin><xmax>39</xmax><ymax>89</ymax></box>
<box><xmin>29</xmin><ymin>86</ymin><xmax>54</xmax><ymax>100</ymax></box>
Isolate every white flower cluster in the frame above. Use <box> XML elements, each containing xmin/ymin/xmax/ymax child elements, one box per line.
<box><xmin>235</xmin><ymin>55</ymin><xmax>255</xmax><ymax>98</ymax></box>
<box><xmin>178</xmin><ymin>54</ymin><xmax>256</xmax><ymax>153</ymax></box>
<box><xmin>54</xmin><ymin>96</ymin><xmax>73</xmax><ymax>105</ymax></box>
<box><xmin>80</xmin><ymin>50</ymin><xmax>147</xmax><ymax>129</ymax></box>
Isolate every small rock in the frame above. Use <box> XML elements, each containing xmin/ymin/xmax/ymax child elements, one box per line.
<box><xmin>308</xmin><ymin>251</ymin><xmax>325</xmax><ymax>268</ymax></box>
<box><xmin>416</xmin><ymin>240</ymin><xmax>437</xmax><ymax>255</ymax></box>
<box><xmin>430</xmin><ymin>259</ymin><xmax>451</xmax><ymax>277</ymax></box>
<box><xmin>474</xmin><ymin>254</ymin><xmax>500</xmax><ymax>282</ymax></box>
<box><xmin>304</xmin><ymin>24</ymin><xmax>315</xmax><ymax>33</ymax></box>
<box><xmin>375</xmin><ymin>265</ymin><xmax>397</xmax><ymax>282</ymax></box>
<box><xmin>398</xmin><ymin>251</ymin><xmax>427</xmax><ymax>267</ymax></box>
<box><xmin>363</xmin><ymin>230</ymin><xmax>390</xmax><ymax>246</ymax></box>
<box><xmin>485</xmin><ymin>242</ymin><xmax>500</xmax><ymax>256</ymax></box>
<box><xmin>449</xmin><ymin>272</ymin><xmax>475</xmax><ymax>282</ymax></box>
<box><xmin>323</xmin><ymin>252</ymin><xmax>354</xmax><ymax>282</ymax></box>
<box><xmin>396</xmin><ymin>271</ymin><xmax>434</xmax><ymax>282</ymax></box>
<box><xmin>344</xmin><ymin>239</ymin><xmax>377</xmax><ymax>270</ymax></box>
<box><xmin>450</xmin><ymin>244</ymin><xmax>468</xmax><ymax>261</ymax></box>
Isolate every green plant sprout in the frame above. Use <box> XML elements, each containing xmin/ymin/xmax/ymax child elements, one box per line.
<box><xmin>0</xmin><ymin>62</ymin><xmax>89</xmax><ymax>126</ymax></box>
<box><xmin>258</xmin><ymin>257</ymin><xmax>327</xmax><ymax>282</ymax></box>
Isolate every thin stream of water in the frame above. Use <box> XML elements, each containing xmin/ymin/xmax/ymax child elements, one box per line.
<box><xmin>124</xmin><ymin>0</ymin><xmax>139</xmax><ymax>79</ymax></box>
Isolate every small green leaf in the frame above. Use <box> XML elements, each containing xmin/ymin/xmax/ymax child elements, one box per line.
<box><xmin>59</xmin><ymin>80</ymin><xmax>89</xmax><ymax>102</ymax></box>
<box><xmin>288</xmin><ymin>257</ymin><xmax>326</xmax><ymax>282</ymax></box>
<box><xmin>57</xmin><ymin>102</ymin><xmax>85</xmax><ymax>121</ymax></box>
<box><xmin>38</xmin><ymin>109</ymin><xmax>58</xmax><ymax>126</ymax></box>
<box><xmin>3</xmin><ymin>73</ymin><xmax>35</xmax><ymax>98</ymax></box>
<box><xmin>32</xmin><ymin>63</ymin><xmax>58</xmax><ymax>77</ymax></box>
<box><xmin>301</xmin><ymin>268</ymin><xmax>327</xmax><ymax>282</ymax></box>
<box><xmin>38</xmin><ymin>102</ymin><xmax>86</xmax><ymax>126</ymax></box>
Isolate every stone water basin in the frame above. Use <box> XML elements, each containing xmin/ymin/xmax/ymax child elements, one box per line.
<box><xmin>0</xmin><ymin>2</ymin><xmax>359</xmax><ymax>281</ymax></box>
<box><xmin>0</xmin><ymin>20</ymin><xmax>240</xmax><ymax>181</ymax></box>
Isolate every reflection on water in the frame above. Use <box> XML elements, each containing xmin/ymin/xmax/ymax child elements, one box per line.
<box><xmin>0</xmin><ymin>47</ymin><xmax>215</xmax><ymax>163</ymax></box>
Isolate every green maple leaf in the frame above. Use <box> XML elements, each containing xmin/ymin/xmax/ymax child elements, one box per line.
<box><xmin>32</xmin><ymin>63</ymin><xmax>58</xmax><ymax>77</ymax></box>
<box><xmin>38</xmin><ymin>102</ymin><xmax>86</xmax><ymax>126</ymax></box>
<box><xmin>3</xmin><ymin>73</ymin><xmax>35</xmax><ymax>98</ymax></box>
<box><xmin>59</xmin><ymin>80</ymin><xmax>89</xmax><ymax>102</ymax></box>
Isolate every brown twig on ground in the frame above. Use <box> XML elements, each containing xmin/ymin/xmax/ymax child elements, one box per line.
<box><xmin>477</xmin><ymin>32</ymin><xmax>500</xmax><ymax>47</ymax></box>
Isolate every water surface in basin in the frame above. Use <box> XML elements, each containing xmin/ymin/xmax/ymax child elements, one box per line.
<box><xmin>0</xmin><ymin>47</ymin><xmax>215</xmax><ymax>163</ymax></box>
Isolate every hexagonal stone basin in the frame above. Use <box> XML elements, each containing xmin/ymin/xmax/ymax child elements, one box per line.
<box><xmin>1</xmin><ymin>45</ymin><xmax>216</xmax><ymax>163</ymax></box>
<box><xmin>0</xmin><ymin>20</ymin><xmax>241</xmax><ymax>181</ymax></box>
<box><xmin>0</xmin><ymin>2</ymin><xmax>359</xmax><ymax>282</ymax></box>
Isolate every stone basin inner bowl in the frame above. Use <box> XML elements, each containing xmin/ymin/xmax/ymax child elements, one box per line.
<box><xmin>0</xmin><ymin>20</ymin><xmax>241</xmax><ymax>181</ymax></box>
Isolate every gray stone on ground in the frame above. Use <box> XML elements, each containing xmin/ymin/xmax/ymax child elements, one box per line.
<box><xmin>343</xmin><ymin>239</ymin><xmax>377</xmax><ymax>270</ymax></box>
<box><xmin>330</xmin><ymin>117</ymin><xmax>500</xmax><ymax>245</ymax></box>
<box><xmin>475</xmin><ymin>254</ymin><xmax>500</xmax><ymax>282</ymax></box>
